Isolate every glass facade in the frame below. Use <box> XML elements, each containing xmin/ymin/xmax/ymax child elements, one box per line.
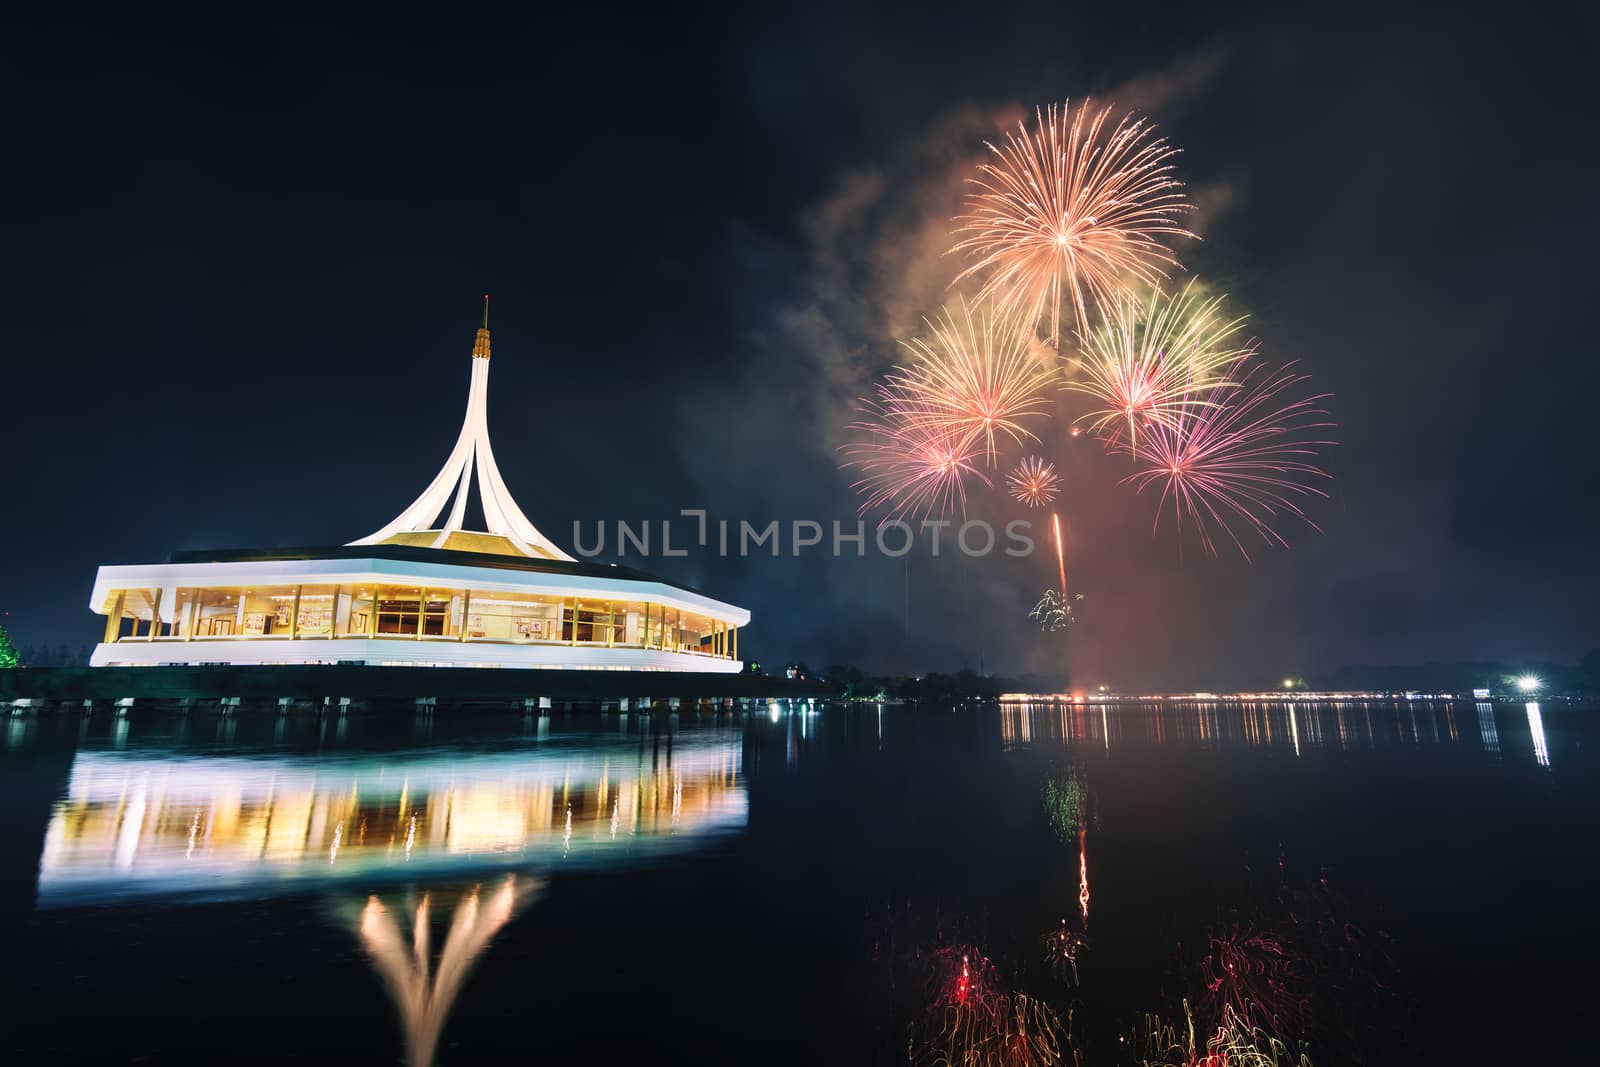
<box><xmin>98</xmin><ymin>583</ymin><xmax>738</xmax><ymax>660</ymax></box>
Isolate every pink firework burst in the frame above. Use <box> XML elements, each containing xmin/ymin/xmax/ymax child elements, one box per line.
<box><xmin>951</xmin><ymin>100</ymin><xmax>1196</xmax><ymax>347</ymax></box>
<box><xmin>1068</xmin><ymin>281</ymin><xmax>1250</xmax><ymax>451</ymax></box>
<box><xmin>1122</xmin><ymin>359</ymin><xmax>1335</xmax><ymax>559</ymax></box>
<box><xmin>841</xmin><ymin>382</ymin><xmax>993</xmax><ymax>521</ymax></box>
<box><xmin>1007</xmin><ymin>455</ymin><xmax>1060</xmax><ymax>507</ymax></box>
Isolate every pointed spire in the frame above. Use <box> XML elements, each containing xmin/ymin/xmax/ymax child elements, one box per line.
<box><xmin>472</xmin><ymin>294</ymin><xmax>491</xmax><ymax>359</ymax></box>
<box><xmin>348</xmin><ymin>299</ymin><xmax>573</xmax><ymax>561</ymax></box>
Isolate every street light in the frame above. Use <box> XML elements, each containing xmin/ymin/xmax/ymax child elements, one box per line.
<box><xmin>1516</xmin><ymin>674</ymin><xmax>1543</xmax><ymax>694</ymax></box>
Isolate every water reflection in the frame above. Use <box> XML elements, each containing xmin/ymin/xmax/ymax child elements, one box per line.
<box><xmin>336</xmin><ymin>875</ymin><xmax>541</xmax><ymax>1067</ymax></box>
<box><xmin>997</xmin><ymin>699</ymin><xmax>1549</xmax><ymax>763</ymax></box>
<box><xmin>1526</xmin><ymin>702</ymin><xmax>1550</xmax><ymax>767</ymax></box>
<box><xmin>37</xmin><ymin>734</ymin><xmax>745</xmax><ymax>905</ymax></box>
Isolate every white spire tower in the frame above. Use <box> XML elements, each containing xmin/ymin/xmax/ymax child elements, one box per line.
<box><xmin>350</xmin><ymin>296</ymin><xmax>574</xmax><ymax>561</ymax></box>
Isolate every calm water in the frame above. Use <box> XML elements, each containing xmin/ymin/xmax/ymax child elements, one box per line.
<box><xmin>1</xmin><ymin>699</ymin><xmax>1594</xmax><ymax>1064</ymax></box>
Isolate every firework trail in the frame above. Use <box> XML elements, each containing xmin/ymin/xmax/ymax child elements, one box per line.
<box><xmin>841</xmin><ymin>381</ymin><xmax>993</xmax><ymax>521</ymax></box>
<box><xmin>1007</xmin><ymin>455</ymin><xmax>1060</xmax><ymax>507</ymax></box>
<box><xmin>951</xmin><ymin>99</ymin><xmax>1196</xmax><ymax>347</ymax></box>
<box><xmin>889</xmin><ymin>299</ymin><xmax>1056</xmax><ymax>466</ymax></box>
<box><xmin>1121</xmin><ymin>359</ymin><xmax>1335</xmax><ymax>559</ymax></box>
<box><xmin>1067</xmin><ymin>281</ymin><xmax>1251</xmax><ymax>451</ymax></box>
<box><xmin>1052</xmin><ymin>513</ymin><xmax>1068</xmax><ymax>600</ymax></box>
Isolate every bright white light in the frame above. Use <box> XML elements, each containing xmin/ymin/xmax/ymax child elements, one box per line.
<box><xmin>1516</xmin><ymin>674</ymin><xmax>1543</xmax><ymax>693</ymax></box>
<box><xmin>768</xmin><ymin>702</ymin><xmax>781</xmax><ymax>723</ymax></box>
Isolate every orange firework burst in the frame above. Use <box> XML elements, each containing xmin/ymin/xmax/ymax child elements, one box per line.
<box><xmin>951</xmin><ymin>100</ymin><xmax>1195</xmax><ymax>347</ymax></box>
<box><xmin>841</xmin><ymin>382</ymin><xmax>993</xmax><ymax>521</ymax></box>
<box><xmin>1007</xmin><ymin>455</ymin><xmax>1059</xmax><ymax>507</ymax></box>
<box><xmin>888</xmin><ymin>299</ymin><xmax>1056</xmax><ymax>466</ymax></box>
<box><xmin>1067</xmin><ymin>281</ymin><xmax>1250</xmax><ymax>451</ymax></box>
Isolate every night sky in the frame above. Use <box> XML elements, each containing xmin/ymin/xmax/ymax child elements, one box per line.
<box><xmin>3</xmin><ymin>5</ymin><xmax>1596</xmax><ymax>688</ymax></box>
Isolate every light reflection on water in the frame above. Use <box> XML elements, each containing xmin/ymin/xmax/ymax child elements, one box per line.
<box><xmin>37</xmin><ymin>730</ymin><xmax>746</xmax><ymax>906</ymax></box>
<box><xmin>995</xmin><ymin>698</ymin><xmax>1552</xmax><ymax>763</ymax></box>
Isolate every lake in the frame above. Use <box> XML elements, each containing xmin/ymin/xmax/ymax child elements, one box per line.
<box><xmin>2</xmin><ymin>699</ymin><xmax>1594</xmax><ymax>1064</ymax></box>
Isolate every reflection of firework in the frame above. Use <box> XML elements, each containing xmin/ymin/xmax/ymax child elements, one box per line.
<box><xmin>921</xmin><ymin>946</ymin><xmax>1064</xmax><ymax>1066</ymax></box>
<box><xmin>891</xmin><ymin>300</ymin><xmax>1057</xmax><ymax>465</ymax></box>
<box><xmin>1130</xmin><ymin>1002</ymin><xmax>1314</xmax><ymax>1067</ymax></box>
<box><xmin>1040</xmin><ymin>919</ymin><xmax>1087</xmax><ymax>986</ymax></box>
<box><xmin>1077</xmin><ymin>827</ymin><xmax>1090</xmax><ymax>924</ymax></box>
<box><xmin>926</xmin><ymin>992</ymin><xmax>1065</xmax><ymax>1067</ymax></box>
<box><xmin>1199</xmin><ymin>924</ymin><xmax>1313</xmax><ymax>1044</ymax></box>
<box><xmin>1041</xmin><ymin>771</ymin><xmax>1085</xmax><ymax>839</ymax></box>
<box><xmin>952</xmin><ymin>100</ymin><xmax>1195</xmax><ymax>346</ymax></box>
<box><xmin>843</xmin><ymin>382</ymin><xmax>992</xmax><ymax>520</ymax></box>
<box><xmin>1007</xmin><ymin>455</ymin><xmax>1060</xmax><ymax>507</ymax></box>
<box><xmin>1067</xmin><ymin>282</ymin><xmax>1250</xmax><ymax>451</ymax></box>
<box><xmin>1122</xmin><ymin>359</ymin><xmax>1335</xmax><ymax>558</ymax></box>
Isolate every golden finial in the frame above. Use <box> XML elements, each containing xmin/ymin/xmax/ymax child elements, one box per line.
<box><xmin>472</xmin><ymin>294</ymin><xmax>491</xmax><ymax>359</ymax></box>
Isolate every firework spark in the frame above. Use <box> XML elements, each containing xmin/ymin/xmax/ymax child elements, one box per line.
<box><xmin>952</xmin><ymin>100</ymin><xmax>1196</xmax><ymax>347</ymax></box>
<box><xmin>1067</xmin><ymin>281</ymin><xmax>1250</xmax><ymax>451</ymax></box>
<box><xmin>841</xmin><ymin>382</ymin><xmax>992</xmax><ymax>520</ymax></box>
<box><xmin>1007</xmin><ymin>455</ymin><xmax>1060</xmax><ymax>507</ymax></box>
<box><xmin>1030</xmin><ymin>588</ymin><xmax>1072</xmax><ymax>632</ymax></box>
<box><xmin>1122</xmin><ymin>359</ymin><xmax>1335</xmax><ymax>559</ymax></box>
<box><xmin>889</xmin><ymin>299</ymin><xmax>1056</xmax><ymax>466</ymax></box>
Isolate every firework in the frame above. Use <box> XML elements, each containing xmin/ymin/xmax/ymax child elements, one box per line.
<box><xmin>1067</xmin><ymin>281</ymin><xmax>1251</xmax><ymax>451</ymax></box>
<box><xmin>952</xmin><ymin>100</ymin><xmax>1195</xmax><ymax>347</ymax></box>
<box><xmin>1007</xmin><ymin>455</ymin><xmax>1060</xmax><ymax>507</ymax></box>
<box><xmin>1029</xmin><ymin>588</ymin><xmax>1071</xmax><ymax>632</ymax></box>
<box><xmin>889</xmin><ymin>300</ymin><xmax>1057</xmax><ymax>465</ymax></box>
<box><xmin>842</xmin><ymin>381</ymin><xmax>993</xmax><ymax>520</ymax></box>
<box><xmin>1122</xmin><ymin>359</ymin><xmax>1335</xmax><ymax>559</ymax></box>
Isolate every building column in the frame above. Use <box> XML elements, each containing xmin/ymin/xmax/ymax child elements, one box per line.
<box><xmin>148</xmin><ymin>588</ymin><xmax>163</xmax><ymax>640</ymax></box>
<box><xmin>569</xmin><ymin>598</ymin><xmax>578</xmax><ymax>646</ymax></box>
<box><xmin>417</xmin><ymin>588</ymin><xmax>428</xmax><ymax>640</ymax></box>
<box><xmin>368</xmin><ymin>588</ymin><xmax>380</xmax><ymax>638</ymax></box>
<box><xmin>459</xmin><ymin>590</ymin><xmax>472</xmax><ymax>642</ymax></box>
<box><xmin>185</xmin><ymin>589</ymin><xmax>199</xmax><ymax>642</ymax></box>
<box><xmin>732</xmin><ymin>625</ymin><xmax>737</xmax><ymax>660</ymax></box>
<box><xmin>104</xmin><ymin>591</ymin><xmax>125</xmax><ymax>644</ymax></box>
<box><xmin>289</xmin><ymin>585</ymin><xmax>303</xmax><ymax>640</ymax></box>
<box><xmin>642</xmin><ymin>603</ymin><xmax>652</xmax><ymax>648</ymax></box>
<box><xmin>606</xmin><ymin>600</ymin><xmax>614</xmax><ymax>647</ymax></box>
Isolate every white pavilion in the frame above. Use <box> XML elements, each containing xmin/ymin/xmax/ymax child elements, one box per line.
<box><xmin>87</xmin><ymin>301</ymin><xmax>748</xmax><ymax>672</ymax></box>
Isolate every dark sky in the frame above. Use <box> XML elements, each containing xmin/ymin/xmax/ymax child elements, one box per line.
<box><xmin>3</xmin><ymin>4</ymin><xmax>1596</xmax><ymax>688</ymax></box>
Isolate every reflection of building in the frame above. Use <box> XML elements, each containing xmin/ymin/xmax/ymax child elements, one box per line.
<box><xmin>37</xmin><ymin>738</ymin><xmax>746</xmax><ymax>905</ymax></box>
<box><xmin>343</xmin><ymin>876</ymin><xmax>540</xmax><ymax>1067</ymax></box>
<box><xmin>86</xmin><ymin>302</ymin><xmax>748</xmax><ymax>671</ymax></box>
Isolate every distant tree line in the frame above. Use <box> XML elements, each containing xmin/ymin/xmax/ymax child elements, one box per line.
<box><xmin>811</xmin><ymin>663</ymin><xmax>1069</xmax><ymax>701</ymax></box>
<box><xmin>9</xmin><ymin>643</ymin><xmax>93</xmax><ymax>668</ymax></box>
